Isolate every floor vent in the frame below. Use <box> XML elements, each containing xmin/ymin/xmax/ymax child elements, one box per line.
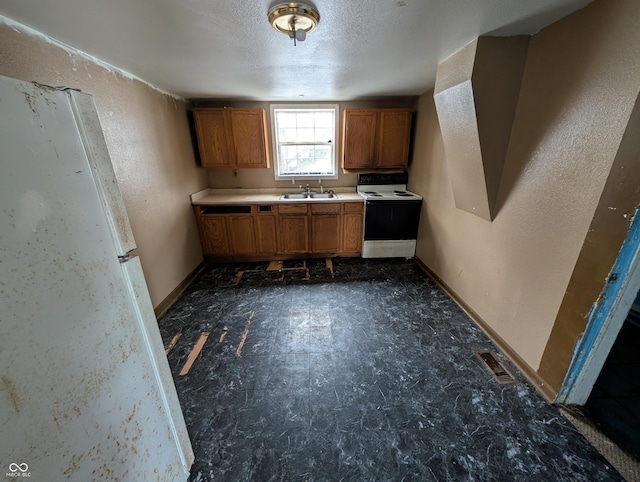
<box><xmin>475</xmin><ymin>351</ymin><xmax>517</xmax><ymax>384</ymax></box>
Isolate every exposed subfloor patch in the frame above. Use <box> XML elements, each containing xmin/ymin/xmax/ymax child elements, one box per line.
<box><xmin>231</xmin><ymin>258</ymin><xmax>337</xmax><ymax>284</ymax></box>
<box><xmin>159</xmin><ymin>258</ymin><xmax>624</xmax><ymax>481</ymax></box>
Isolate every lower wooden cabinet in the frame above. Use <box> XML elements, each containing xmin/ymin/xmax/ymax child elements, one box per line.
<box><xmin>311</xmin><ymin>216</ymin><xmax>340</xmax><ymax>252</ymax></box>
<box><xmin>194</xmin><ymin>201</ymin><xmax>363</xmax><ymax>261</ymax></box>
<box><xmin>342</xmin><ymin>203</ymin><xmax>364</xmax><ymax>254</ymax></box>
<box><xmin>311</xmin><ymin>203</ymin><xmax>341</xmax><ymax>253</ymax></box>
<box><xmin>277</xmin><ymin>204</ymin><xmax>309</xmax><ymax>254</ymax></box>
<box><xmin>227</xmin><ymin>215</ymin><xmax>256</xmax><ymax>255</ymax></box>
<box><xmin>256</xmin><ymin>214</ymin><xmax>277</xmax><ymax>254</ymax></box>
<box><xmin>200</xmin><ymin>216</ymin><xmax>230</xmax><ymax>256</ymax></box>
<box><xmin>279</xmin><ymin>215</ymin><xmax>309</xmax><ymax>254</ymax></box>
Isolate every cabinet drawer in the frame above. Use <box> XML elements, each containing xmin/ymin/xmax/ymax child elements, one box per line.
<box><xmin>278</xmin><ymin>204</ymin><xmax>308</xmax><ymax>214</ymax></box>
<box><xmin>343</xmin><ymin>202</ymin><xmax>364</xmax><ymax>213</ymax></box>
<box><xmin>311</xmin><ymin>203</ymin><xmax>340</xmax><ymax>214</ymax></box>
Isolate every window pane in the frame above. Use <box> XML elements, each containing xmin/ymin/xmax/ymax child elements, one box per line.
<box><xmin>279</xmin><ymin>145</ymin><xmax>298</xmax><ymax>169</ymax></box>
<box><xmin>278</xmin><ymin>143</ymin><xmax>334</xmax><ymax>174</ymax></box>
<box><xmin>296</xmin><ymin>112</ymin><xmax>315</xmax><ymax>128</ymax></box>
<box><xmin>280</xmin><ymin>146</ymin><xmax>333</xmax><ymax>174</ymax></box>
<box><xmin>297</xmin><ymin>128</ymin><xmax>315</xmax><ymax>143</ymax></box>
<box><xmin>315</xmin><ymin>112</ymin><xmax>333</xmax><ymax>128</ymax></box>
<box><xmin>279</xmin><ymin>127</ymin><xmax>298</xmax><ymax>142</ymax></box>
<box><xmin>314</xmin><ymin>128</ymin><xmax>332</xmax><ymax>143</ymax></box>
<box><xmin>314</xmin><ymin>145</ymin><xmax>332</xmax><ymax>160</ymax></box>
<box><xmin>277</xmin><ymin>112</ymin><xmax>296</xmax><ymax>128</ymax></box>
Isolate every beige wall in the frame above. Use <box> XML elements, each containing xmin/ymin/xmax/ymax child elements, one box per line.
<box><xmin>0</xmin><ymin>18</ymin><xmax>209</xmax><ymax>309</ymax></box>
<box><xmin>408</xmin><ymin>0</ymin><xmax>640</xmax><ymax>392</ymax></box>
<box><xmin>192</xmin><ymin>99</ymin><xmax>417</xmax><ymax>189</ymax></box>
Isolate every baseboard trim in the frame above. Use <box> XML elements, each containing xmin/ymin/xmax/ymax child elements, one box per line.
<box><xmin>154</xmin><ymin>262</ymin><xmax>205</xmax><ymax>318</ymax></box>
<box><xmin>413</xmin><ymin>257</ymin><xmax>556</xmax><ymax>403</ymax></box>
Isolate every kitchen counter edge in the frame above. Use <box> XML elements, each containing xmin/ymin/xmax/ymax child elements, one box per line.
<box><xmin>190</xmin><ymin>188</ymin><xmax>364</xmax><ymax>206</ymax></box>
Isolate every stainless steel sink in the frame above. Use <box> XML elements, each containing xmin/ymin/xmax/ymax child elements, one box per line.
<box><xmin>279</xmin><ymin>192</ymin><xmax>337</xmax><ymax>200</ymax></box>
<box><xmin>308</xmin><ymin>193</ymin><xmax>337</xmax><ymax>199</ymax></box>
<box><xmin>279</xmin><ymin>193</ymin><xmax>308</xmax><ymax>200</ymax></box>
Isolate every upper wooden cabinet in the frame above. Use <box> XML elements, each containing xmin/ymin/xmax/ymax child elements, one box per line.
<box><xmin>342</xmin><ymin>111</ymin><xmax>377</xmax><ymax>169</ymax></box>
<box><xmin>342</xmin><ymin>109</ymin><xmax>412</xmax><ymax>169</ymax></box>
<box><xmin>193</xmin><ymin>108</ymin><xmax>270</xmax><ymax>169</ymax></box>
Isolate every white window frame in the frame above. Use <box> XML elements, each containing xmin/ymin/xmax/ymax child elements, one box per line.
<box><xmin>270</xmin><ymin>104</ymin><xmax>339</xmax><ymax>181</ymax></box>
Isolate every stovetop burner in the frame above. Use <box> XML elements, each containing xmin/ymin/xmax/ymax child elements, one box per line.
<box><xmin>356</xmin><ymin>180</ymin><xmax>422</xmax><ymax>201</ymax></box>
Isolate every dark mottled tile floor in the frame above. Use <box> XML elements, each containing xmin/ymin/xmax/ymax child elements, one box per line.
<box><xmin>159</xmin><ymin>258</ymin><xmax>622</xmax><ymax>481</ymax></box>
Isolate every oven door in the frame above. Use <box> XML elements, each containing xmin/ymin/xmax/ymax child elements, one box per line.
<box><xmin>364</xmin><ymin>199</ymin><xmax>422</xmax><ymax>240</ymax></box>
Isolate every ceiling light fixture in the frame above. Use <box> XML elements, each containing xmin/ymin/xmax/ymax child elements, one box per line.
<box><xmin>268</xmin><ymin>2</ymin><xmax>320</xmax><ymax>46</ymax></box>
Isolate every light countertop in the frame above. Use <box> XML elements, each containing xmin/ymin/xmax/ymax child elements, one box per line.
<box><xmin>190</xmin><ymin>188</ymin><xmax>364</xmax><ymax>205</ymax></box>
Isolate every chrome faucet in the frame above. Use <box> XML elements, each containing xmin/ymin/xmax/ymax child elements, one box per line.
<box><xmin>299</xmin><ymin>184</ymin><xmax>312</xmax><ymax>194</ymax></box>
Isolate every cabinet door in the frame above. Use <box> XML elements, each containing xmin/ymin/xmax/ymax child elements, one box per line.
<box><xmin>279</xmin><ymin>215</ymin><xmax>309</xmax><ymax>254</ymax></box>
<box><xmin>229</xmin><ymin>109</ymin><xmax>270</xmax><ymax>168</ymax></box>
<box><xmin>311</xmin><ymin>214</ymin><xmax>340</xmax><ymax>253</ymax></box>
<box><xmin>376</xmin><ymin>110</ymin><xmax>412</xmax><ymax>168</ymax></box>
<box><xmin>256</xmin><ymin>215</ymin><xmax>277</xmax><ymax>255</ymax></box>
<box><xmin>227</xmin><ymin>215</ymin><xmax>257</xmax><ymax>255</ymax></box>
<box><xmin>342</xmin><ymin>110</ymin><xmax>377</xmax><ymax>169</ymax></box>
<box><xmin>201</xmin><ymin>216</ymin><xmax>230</xmax><ymax>255</ymax></box>
<box><xmin>342</xmin><ymin>213</ymin><xmax>364</xmax><ymax>253</ymax></box>
<box><xmin>193</xmin><ymin>109</ymin><xmax>233</xmax><ymax>168</ymax></box>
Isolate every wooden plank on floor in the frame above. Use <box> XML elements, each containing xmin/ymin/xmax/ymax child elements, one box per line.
<box><xmin>235</xmin><ymin>311</ymin><xmax>255</xmax><ymax>357</ymax></box>
<box><xmin>282</xmin><ymin>260</ymin><xmax>307</xmax><ymax>271</ymax></box>
<box><xmin>267</xmin><ymin>260</ymin><xmax>283</xmax><ymax>271</ymax></box>
<box><xmin>164</xmin><ymin>332</ymin><xmax>181</xmax><ymax>355</ymax></box>
<box><xmin>326</xmin><ymin>258</ymin><xmax>334</xmax><ymax>278</ymax></box>
<box><xmin>179</xmin><ymin>332</ymin><xmax>210</xmax><ymax>376</ymax></box>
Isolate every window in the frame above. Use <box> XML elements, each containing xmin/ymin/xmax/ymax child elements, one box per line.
<box><xmin>270</xmin><ymin>104</ymin><xmax>339</xmax><ymax>180</ymax></box>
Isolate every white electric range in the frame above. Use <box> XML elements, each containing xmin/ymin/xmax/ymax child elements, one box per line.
<box><xmin>356</xmin><ymin>173</ymin><xmax>423</xmax><ymax>258</ymax></box>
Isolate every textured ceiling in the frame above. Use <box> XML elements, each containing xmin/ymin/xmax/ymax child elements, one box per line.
<box><xmin>0</xmin><ymin>0</ymin><xmax>592</xmax><ymax>100</ymax></box>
